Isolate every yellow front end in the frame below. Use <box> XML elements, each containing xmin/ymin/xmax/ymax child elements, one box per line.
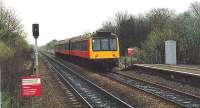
<box><xmin>89</xmin><ymin>38</ymin><xmax>120</xmax><ymax>59</ymax></box>
<box><xmin>90</xmin><ymin>51</ymin><xmax>120</xmax><ymax>59</ymax></box>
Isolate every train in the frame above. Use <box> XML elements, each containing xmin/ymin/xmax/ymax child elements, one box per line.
<box><xmin>54</xmin><ymin>31</ymin><xmax>120</xmax><ymax>69</ymax></box>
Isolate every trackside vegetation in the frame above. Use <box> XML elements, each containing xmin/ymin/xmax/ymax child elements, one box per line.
<box><xmin>0</xmin><ymin>3</ymin><xmax>32</xmax><ymax>108</ymax></box>
<box><xmin>44</xmin><ymin>2</ymin><xmax>200</xmax><ymax>65</ymax></box>
<box><xmin>100</xmin><ymin>2</ymin><xmax>200</xmax><ymax>64</ymax></box>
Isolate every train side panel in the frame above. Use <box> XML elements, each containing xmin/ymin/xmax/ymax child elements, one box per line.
<box><xmin>70</xmin><ymin>39</ymin><xmax>90</xmax><ymax>59</ymax></box>
<box><xmin>70</xmin><ymin>50</ymin><xmax>90</xmax><ymax>58</ymax></box>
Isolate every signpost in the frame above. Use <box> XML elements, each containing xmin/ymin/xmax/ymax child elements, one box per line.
<box><xmin>32</xmin><ymin>24</ymin><xmax>39</xmax><ymax>73</ymax></box>
<box><xmin>21</xmin><ymin>77</ymin><xmax>41</xmax><ymax>96</ymax></box>
<box><xmin>127</xmin><ymin>48</ymin><xmax>135</xmax><ymax>57</ymax></box>
<box><xmin>128</xmin><ymin>48</ymin><xmax>135</xmax><ymax>65</ymax></box>
<box><xmin>19</xmin><ymin>24</ymin><xmax>41</xmax><ymax>107</ymax></box>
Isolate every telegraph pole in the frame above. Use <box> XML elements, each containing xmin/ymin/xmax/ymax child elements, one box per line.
<box><xmin>32</xmin><ymin>24</ymin><xmax>39</xmax><ymax>74</ymax></box>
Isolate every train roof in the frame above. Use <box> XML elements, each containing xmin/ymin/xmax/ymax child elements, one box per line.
<box><xmin>93</xmin><ymin>31</ymin><xmax>116</xmax><ymax>37</ymax></box>
<box><xmin>70</xmin><ymin>31</ymin><xmax>117</xmax><ymax>42</ymax></box>
<box><xmin>70</xmin><ymin>34</ymin><xmax>91</xmax><ymax>42</ymax></box>
<box><xmin>55</xmin><ymin>38</ymin><xmax>70</xmax><ymax>45</ymax></box>
<box><xmin>55</xmin><ymin>31</ymin><xmax>117</xmax><ymax>45</ymax></box>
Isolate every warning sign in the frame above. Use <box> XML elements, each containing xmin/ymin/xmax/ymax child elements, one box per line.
<box><xmin>127</xmin><ymin>48</ymin><xmax>135</xmax><ymax>56</ymax></box>
<box><xmin>21</xmin><ymin>77</ymin><xmax>41</xmax><ymax>96</ymax></box>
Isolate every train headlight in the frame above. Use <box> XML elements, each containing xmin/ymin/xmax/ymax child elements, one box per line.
<box><xmin>112</xmin><ymin>54</ymin><xmax>116</xmax><ymax>57</ymax></box>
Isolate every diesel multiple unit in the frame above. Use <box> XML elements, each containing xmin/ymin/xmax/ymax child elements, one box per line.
<box><xmin>55</xmin><ymin>31</ymin><xmax>120</xmax><ymax>68</ymax></box>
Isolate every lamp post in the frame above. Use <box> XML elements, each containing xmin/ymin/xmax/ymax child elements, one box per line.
<box><xmin>32</xmin><ymin>24</ymin><xmax>39</xmax><ymax>74</ymax></box>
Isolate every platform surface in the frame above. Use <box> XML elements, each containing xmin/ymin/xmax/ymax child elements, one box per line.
<box><xmin>134</xmin><ymin>64</ymin><xmax>200</xmax><ymax>77</ymax></box>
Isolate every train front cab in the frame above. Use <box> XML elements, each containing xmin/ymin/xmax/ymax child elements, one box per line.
<box><xmin>88</xmin><ymin>36</ymin><xmax>120</xmax><ymax>68</ymax></box>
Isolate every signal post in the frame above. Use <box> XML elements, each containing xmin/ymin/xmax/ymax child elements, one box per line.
<box><xmin>32</xmin><ymin>24</ymin><xmax>39</xmax><ymax>74</ymax></box>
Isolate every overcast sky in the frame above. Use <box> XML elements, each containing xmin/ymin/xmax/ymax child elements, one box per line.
<box><xmin>3</xmin><ymin>0</ymin><xmax>199</xmax><ymax>46</ymax></box>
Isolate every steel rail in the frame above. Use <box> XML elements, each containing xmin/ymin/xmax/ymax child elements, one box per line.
<box><xmin>102</xmin><ymin>72</ymin><xmax>200</xmax><ymax>108</ymax></box>
<box><xmin>41</xmin><ymin>55</ymin><xmax>92</xmax><ymax>108</ymax></box>
<box><xmin>42</xmin><ymin>52</ymin><xmax>134</xmax><ymax>108</ymax></box>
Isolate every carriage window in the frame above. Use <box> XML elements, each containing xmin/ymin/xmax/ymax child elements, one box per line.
<box><xmin>82</xmin><ymin>41</ymin><xmax>87</xmax><ymax>51</ymax></box>
<box><xmin>93</xmin><ymin>38</ymin><xmax>117</xmax><ymax>51</ymax></box>
<box><xmin>101</xmin><ymin>39</ymin><xmax>109</xmax><ymax>50</ymax></box>
<box><xmin>93</xmin><ymin>39</ymin><xmax>101</xmax><ymax>50</ymax></box>
<box><xmin>65</xmin><ymin>43</ymin><xmax>68</xmax><ymax>50</ymax></box>
<box><xmin>110</xmin><ymin>38</ymin><xmax>117</xmax><ymax>50</ymax></box>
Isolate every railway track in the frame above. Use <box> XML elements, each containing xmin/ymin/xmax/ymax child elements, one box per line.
<box><xmin>42</xmin><ymin>53</ymin><xmax>134</xmax><ymax>108</ymax></box>
<box><xmin>102</xmin><ymin>72</ymin><xmax>200</xmax><ymax>108</ymax></box>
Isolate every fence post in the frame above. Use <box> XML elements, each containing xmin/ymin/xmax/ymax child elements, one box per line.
<box><xmin>125</xmin><ymin>57</ymin><xmax>127</xmax><ymax>69</ymax></box>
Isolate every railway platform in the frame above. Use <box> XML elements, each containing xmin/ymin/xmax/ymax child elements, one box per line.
<box><xmin>133</xmin><ymin>64</ymin><xmax>200</xmax><ymax>77</ymax></box>
<box><xmin>126</xmin><ymin>64</ymin><xmax>200</xmax><ymax>88</ymax></box>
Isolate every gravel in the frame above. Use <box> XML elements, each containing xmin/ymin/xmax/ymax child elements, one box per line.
<box><xmin>60</xmin><ymin>59</ymin><xmax>181</xmax><ymax>108</ymax></box>
<box><xmin>32</xmin><ymin>58</ymin><xmax>84</xmax><ymax>108</ymax></box>
<box><xmin>118</xmin><ymin>70</ymin><xmax>200</xmax><ymax>98</ymax></box>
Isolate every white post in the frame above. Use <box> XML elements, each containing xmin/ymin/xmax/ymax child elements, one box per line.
<box><xmin>35</xmin><ymin>38</ymin><xmax>38</xmax><ymax>73</ymax></box>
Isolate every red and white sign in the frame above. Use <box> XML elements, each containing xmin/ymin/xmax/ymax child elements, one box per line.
<box><xmin>21</xmin><ymin>77</ymin><xmax>41</xmax><ymax>96</ymax></box>
<box><xmin>127</xmin><ymin>48</ymin><xmax>135</xmax><ymax>56</ymax></box>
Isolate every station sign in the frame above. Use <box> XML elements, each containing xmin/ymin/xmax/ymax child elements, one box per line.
<box><xmin>21</xmin><ymin>77</ymin><xmax>41</xmax><ymax>96</ymax></box>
